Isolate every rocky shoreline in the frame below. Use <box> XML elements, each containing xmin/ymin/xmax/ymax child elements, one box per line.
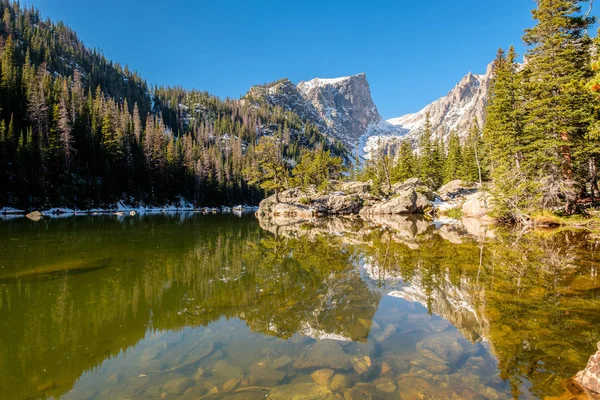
<box><xmin>256</xmin><ymin>178</ymin><xmax>493</xmax><ymax>221</ymax></box>
<box><xmin>0</xmin><ymin>202</ymin><xmax>259</xmax><ymax>221</ymax></box>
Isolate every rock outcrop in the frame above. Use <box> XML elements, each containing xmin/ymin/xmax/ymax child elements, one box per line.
<box><xmin>575</xmin><ymin>344</ymin><xmax>600</xmax><ymax>398</ymax></box>
<box><xmin>245</xmin><ymin>74</ymin><xmax>406</xmax><ymax>151</ymax></box>
<box><xmin>257</xmin><ymin>178</ymin><xmax>436</xmax><ymax>218</ymax></box>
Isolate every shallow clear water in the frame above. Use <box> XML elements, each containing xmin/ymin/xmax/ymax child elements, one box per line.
<box><xmin>0</xmin><ymin>214</ymin><xmax>599</xmax><ymax>399</ymax></box>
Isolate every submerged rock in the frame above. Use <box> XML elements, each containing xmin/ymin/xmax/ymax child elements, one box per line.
<box><xmin>330</xmin><ymin>373</ymin><xmax>352</xmax><ymax>392</ymax></box>
<box><xmin>374</xmin><ymin>377</ymin><xmax>397</xmax><ymax>393</ymax></box>
<box><xmin>416</xmin><ymin>332</ymin><xmax>472</xmax><ymax>367</ymax></box>
<box><xmin>271</xmin><ymin>355</ymin><xmax>292</xmax><ymax>370</ymax></box>
<box><xmin>293</xmin><ymin>340</ymin><xmax>353</xmax><ymax>370</ymax></box>
<box><xmin>249</xmin><ymin>364</ymin><xmax>286</xmax><ymax>386</ymax></box>
<box><xmin>268</xmin><ymin>382</ymin><xmax>338</xmax><ymax>399</ymax></box>
<box><xmin>311</xmin><ymin>368</ymin><xmax>335</xmax><ymax>387</ymax></box>
<box><xmin>213</xmin><ymin>359</ymin><xmax>242</xmax><ymax>378</ymax></box>
<box><xmin>163</xmin><ymin>377</ymin><xmax>195</xmax><ymax>395</ymax></box>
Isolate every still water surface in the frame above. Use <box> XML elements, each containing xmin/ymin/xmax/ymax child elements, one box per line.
<box><xmin>0</xmin><ymin>214</ymin><xmax>599</xmax><ymax>399</ymax></box>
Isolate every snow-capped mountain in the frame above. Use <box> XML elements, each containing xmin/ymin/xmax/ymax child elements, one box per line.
<box><xmin>245</xmin><ymin>64</ymin><xmax>494</xmax><ymax>158</ymax></box>
<box><xmin>388</xmin><ymin>62</ymin><xmax>494</xmax><ymax>143</ymax></box>
<box><xmin>246</xmin><ymin>73</ymin><xmax>406</xmax><ymax>152</ymax></box>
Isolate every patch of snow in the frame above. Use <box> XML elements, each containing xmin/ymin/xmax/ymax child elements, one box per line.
<box><xmin>0</xmin><ymin>207</ymin><xmax>25</xmax><ymax>214</ymax></box>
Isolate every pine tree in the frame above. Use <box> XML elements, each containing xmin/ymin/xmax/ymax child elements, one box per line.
<box><xmin>392</xmin><ymin>140</ymin><xmax>415</xmax><ymax>183</ymax></box>
<box><xmin>443</xmin><ymin>132</ymin><xmax>463</xmax><ymax>183</ymax></box>
<box><xmin>417</xmin><ymin>111</ymin><xmax>436</xmax><ymax>185</ymax></box>
<box><xmin>522</xmin><ymin>0</ymin><xmax>594</xmax><ymax>212</ymax></box>
<box><xmin>58</xmin><ymin>81</ymin><xmax>74</xmax><ymax>167</ymax></box>
<box><xmin>585</xmin><ymin>30</ymin><xmax>600</xmax><ymax>200</ymax></box>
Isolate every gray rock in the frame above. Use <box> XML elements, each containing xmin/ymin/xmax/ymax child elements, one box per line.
<box><xmin>249</xmin><ymin>365</ymin><xmax>287</xmax><ymax>386</ymax></box>
<box><xmin>163</xmin><ymin>377</ymin><xmax>195</xmax><ymax>395</ymax></box>
<box><xmin>213</xmin><ymin>359</ymin><xmax>242</xmax><ymax>378</ymax></box>
<box><xmin>330</xmin><ymin>374</ymin><xmax>352</xmax><ymax>392</ymax></box>
<box><xmin>575</xmin><ymin>342</ymin><xmax>600</xmax><ymax>395</ymax></box>
<box><xmin>462</xmin><ymin>192</ymin><xmax>492</xmax><ymax>218</ymax></box>
<box><xmin>360</xmin><ymin>189</ymin><xmax>431</xmax><ymax>215</ymax></box>
<box><xmin>310</xmin><ymin>368</ymin><xmax>335</xmax><ymax>387</ymax></box>
<box><xmin>271</xmin><ymin>355</ymin><xmax>292</xmax><ymax>370</ymax></box>
<box><xmin>293</xmin><ymin>340</ymin><xmax>353</xmax><ymax>370</ymax></box>
<box><xmin>437</xmin><ymin>180</ymin><xmax>476</xmax><ymax>201</ymax></box>
<box><xmin>416</xmin><ymin>332</ymin><xmax>471</xmax><ymax>367</ymax></box>
<box><xmin>268</xmin><ymin>382</ymin><xmax>338</xmax><ymax>400</ymax></box>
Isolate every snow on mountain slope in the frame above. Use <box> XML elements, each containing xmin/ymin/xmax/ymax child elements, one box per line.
<box><xmin>388</xmin><ymin>62</ymin><xmax>494</xmax><ymax>143</ymax></box>
<box><xmin>247</xmin><ymin>73</ymin><xmax>407</xmax><ymax>157</ymax></box>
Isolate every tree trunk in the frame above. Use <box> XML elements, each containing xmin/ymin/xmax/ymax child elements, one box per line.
<box><xmin>590</xmin><ymin>156</ymin><xmax>598</xmax><ymax>201</ymax></box>
<box><xmin>474</xmin><ymin>143</ymin><xmax>482</xmax><ymax>185</ymax></box>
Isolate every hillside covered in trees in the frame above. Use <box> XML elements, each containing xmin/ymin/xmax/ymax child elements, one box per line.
<box><xmin>0</xmin><ymin>0</ymin><xmax>346</xmax><ymax>209</ymax></box>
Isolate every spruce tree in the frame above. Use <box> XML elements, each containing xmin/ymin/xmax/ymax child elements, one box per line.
<box><xmin>522</xmin><ymin>0</ymin><xmax>594</xmax><ymax>212</ymax></box>
<box><xmin>443</xmin><ymin>132</ymin><xmax>463</xmax><ymax>183</ymax></box>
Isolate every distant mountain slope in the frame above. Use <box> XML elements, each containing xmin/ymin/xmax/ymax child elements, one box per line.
<box><xmin>245</xmin><ymin>65</ymin><xmax>495</xmax><ymax>159</ymax></box>
<box><xmin>246</xmin><ymin>73</ymin><xmax>406</xmax><ymax>154</ymax></box>
<box><xmin>388</xmin><ymin>63</ymin><xmax>494</xmax><ymax>143</ymax></box>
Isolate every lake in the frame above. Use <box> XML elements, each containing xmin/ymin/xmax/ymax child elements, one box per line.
<box><xmin>0</xmin><ymin>213</ymin><xmax>599</xmax><ymax>399</ymax></box>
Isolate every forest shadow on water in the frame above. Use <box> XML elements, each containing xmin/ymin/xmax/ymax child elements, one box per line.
<box><xmin>0</xmin><ymin>213</ymin><xmax>599</xmax><ymax>399</ymax></box>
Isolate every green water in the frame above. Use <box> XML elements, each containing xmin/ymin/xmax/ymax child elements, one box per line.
<box><xmin>0</xmin><ymin>214</ymin><xmax>599</xmax><ymax>399</ymax></box>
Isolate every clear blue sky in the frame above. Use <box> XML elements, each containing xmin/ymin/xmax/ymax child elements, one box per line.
<box><xmin>27</xmin><ymin>0</ymin><xmax>536</xmax><ymax>119</ymax></box>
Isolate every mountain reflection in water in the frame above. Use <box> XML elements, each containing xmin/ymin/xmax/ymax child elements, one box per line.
<box><xmin>0</xmin><ymin>213</ymin><xmax>598</xmax><ymax>399</ymax></box>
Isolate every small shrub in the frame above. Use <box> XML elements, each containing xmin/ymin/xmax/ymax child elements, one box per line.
<box><xmin>299</xmin><ymin>197</ymin><xmax>311</xmax><ymax>205</ymax></box>
<box><xmin>445</xmin><ymin>208</ymin><xmax>463</xmax><ymax>220</ymax></box>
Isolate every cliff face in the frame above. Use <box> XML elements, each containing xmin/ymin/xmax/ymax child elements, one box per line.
<box><xmin>246</xmin><ymin>74</ymin><xmax>404</xmax><ymax>151</ymax></box>
<box><xmin>388</xmin><ymin>62</ymin><xmax>494</xmax><ymax>143</ymax></box>
<box><xmin>246</xmin><ymin>63</ymin><xmax>495</xmax><ymax>157</ymax></box>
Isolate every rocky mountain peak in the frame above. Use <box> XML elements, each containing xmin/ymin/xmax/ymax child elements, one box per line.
<box><xmin>246</xmin><ymin>73</ymin><xmax>393</xmax><ymax>148</ymax></box>
<box><xmin>387</xmin><ymin>62</ymin><xmax>494</xmax><ymax>144</ymax></box>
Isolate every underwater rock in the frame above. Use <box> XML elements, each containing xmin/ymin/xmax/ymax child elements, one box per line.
<box><xmin>374</xmin><ymin>377</ymin><xmax>397</xmax><ymax>393</ymax></box>
<box><xmin>293</xmin><ymin>340</ymin><xmax>353</xmax><ymax>370</ymax></box>
<box><xmin>351</xmin><ymin>355</ymin><xmax>373</xmax><ymax>376</ymax></box>
<box><xmin>374</xmin><ymin>324</ymin><xmax>396</xmax><ymax>343</ymax></box>
<box><xmin>140</xmin><ymin>344</ymin><xmax>162</xmax><ymax>362</ymax></box>
<box><xmin>411</xmin><ymin>356</ymin><xmax>452</xmax><ymax>375</ymax></box>
<box><xmin>311</xmin><ymin>368</ymin><xmax>335</xmax><ymax>387</ymax></box>
<box><xmin>271</xmin><ymin>355</ymin><xmax>292</xmax><ymax>370</ymax></box>
<box><xmin>249</xmin><ymin>364</ymin><xmax>286</xmax><ymax>386</ymax></box>
<box><xmin>213</xmin><ymin>359</ymin><xmax>242</xmax><ymax>378</ymax></box>
<box><xmin>379</xmin><ymin>362</ymin><xmax>392</xmax><ymax>376</ymax></box>
<box><xmin>416</xmin><ymin>332</ymin><xmax>471</xmax><ymax>367</ymax></box>
<box><xmin>396</xmin><ymin>376</ymin><xmax>433</xmax><ymax>398</ymax></box>
<box><xmin>222</xmin><ymin>377</ymin><xmax>241</xmax><ymax>391</ymax></box>
<box><xmin>163</xmin><ymin>377</ymin><xmax>195</xmax><ymax>395</ymax></box>
<box><xmin>106</xmin><ymin>373</ymin><xmax>121</xmax><ymax>385</ymax></box>
<box><xmin>330</xmin><ymin>373</ymin><xmax>352</xmax><ymax>392</ymax></box>
<box><xmin>268</xmin><ymin>382</ymin><xmax>338</xmax><ymax>399</ymax></box>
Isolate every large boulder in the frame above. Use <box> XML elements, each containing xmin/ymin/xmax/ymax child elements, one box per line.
<box><xmin>437</xmin><ymin>180</ymin><xmax>477</xmax><ymax>201</ymax></box>
<box><xmin>340</xmin><ymin>181</ymin><xmax>372</xmax><ymax>196</ymax></box>
<box><xmin>26</xmin><ymin>211</ymin><xmax>43</xmax><ymax>221</ymax></box>
<box><xmin>322</xmin><ymin>193</ymin><xmax>363</xmax><ymax>215</ymax></box>
<box><xmin>257</xmin><ymin>187</ymin><xmax>316</xmax><ymax>218</ymax></box>
<box><xmin>462</xmin><ymin>192</ymin><xmax>493</xmax><ymax>218</ymax></box>
<box><xmin>360</xmin><ymin>189</ymin><xmax>431</xmax><ymax>215</ymax></box>
<box><xmin>575</xmin><ymin>343</ymin><xmax>600</xmax><ymax>396</ymax></box>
